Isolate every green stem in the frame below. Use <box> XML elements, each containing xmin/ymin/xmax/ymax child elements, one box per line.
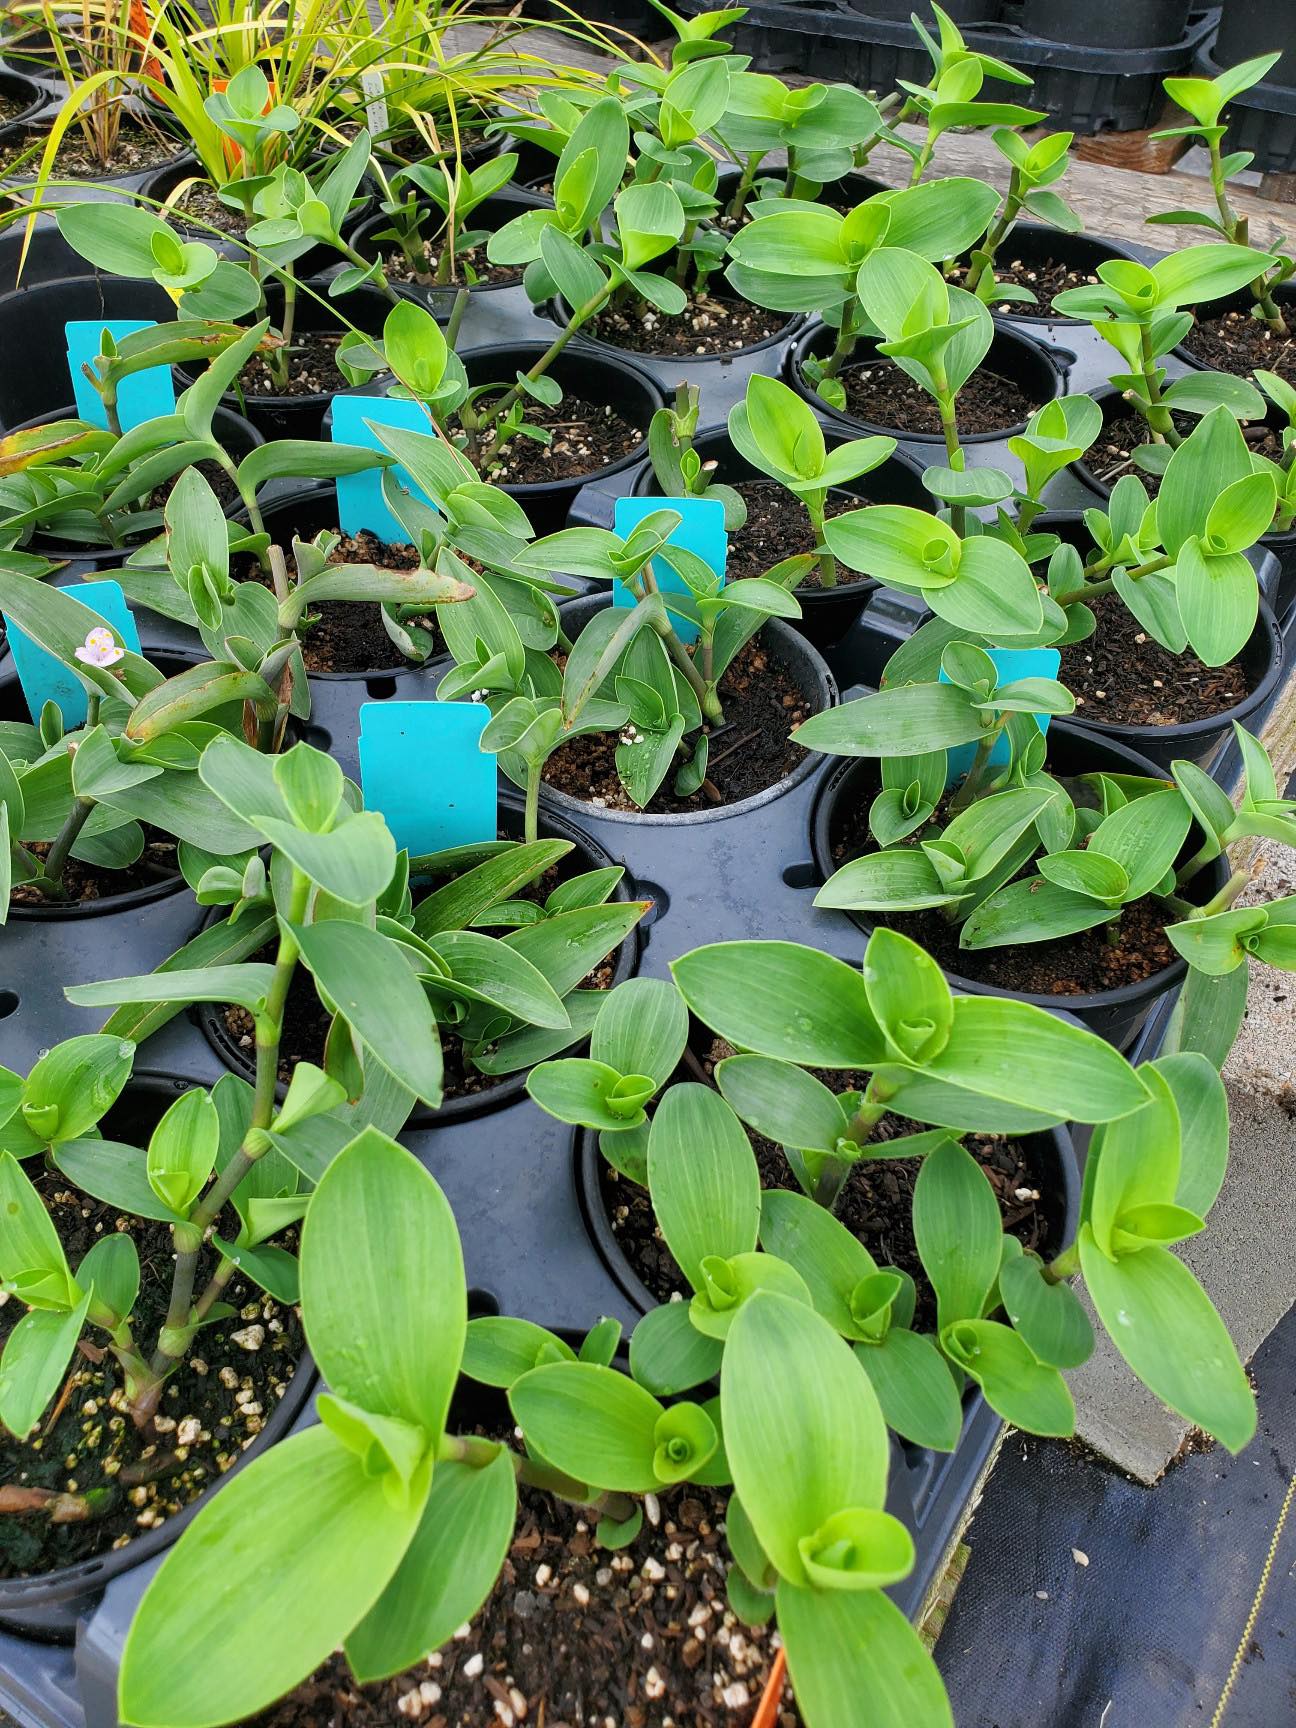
<box><xmin>524</xmin><ymin>760</ymin><xmax>541</xmax><ymax>846</ymax></box>
<box><xmin>41</xmin><ymin>795</ymin><xmax>95</xmax><ymax>889</ymax></box>
<box><xmin>963</xmin><ymin>182</ymin><xmax>1023</xmax><ymax>297</ymax></box>
<box><xmin>1043</xmin><ymin>1242</ymin><xmax>1080</xmax><ymax>1284</ymax></box>
<box><xmin>729</xmin><ymin>151</ymin><xmax>761</xmax><ymax>219</ymax></box>
<box><xmin>1197</xmin><ymin>867</ymin><xmax>1252</xmax><ymax>919</ymax></box>
<box><xmin>806</xmin><ymin>494</ymin><xmax>837</xmax><ymax>588</ymax></box>
<box><xmin>482</xmin><ymin>284</ymin><xmax>612</xmax><ymax>432</ymax></box>
<box><xmin>1137</xmin><ymin>325</ymin><xmax>1178</xmax><ymax>444</ymax></box>
<box><xmin>818</xmin><ymin>306</ymin><xmax>862</xmax><ymax>380</ymax></box>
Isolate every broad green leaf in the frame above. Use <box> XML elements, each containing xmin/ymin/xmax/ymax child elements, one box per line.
<box><xmin>629</xmin><ymin>1301</ymin><xmax>725</xmax><ymax>1396</ymax></box>
<box><xmin>913</xmin><ymin>1141</ymin><xmax>1003</xmax><ymax>1329</ymax></box>
<box><xmin>671</xmin><ymin>942</ymin><xmax>887</xmax><ymax>1067</ymax></box>
<box><xmin>999</xmin><ymin>1253</ymin><xmax>1094</xmax><ymax>1369</ymax></box>
<box><xmin>759</xmin><ymin>1189</ymin><xmax>881</xmax><ymax>1339</ymax></box>
<box><xmin>793</xmin><ymin>683</ymin><xmax>987</xmax><ymax>755</ymax></box>
<box><xmin>65</xmin><ymin>965</ymin><xmax>276</xmax><ymax>1015</ymax></box>
<box><xmin>1079</xmin><ymin>1228</ymin><xmax>1255</xmax><ymax>1453</ymax></box>
<box><xmin>18</xmin><ymin>1035</ymin><xmax>135</xmax><ymax>1146</ymax></box>
<box><xmin>0</xmin><ymin>1291</ymin><xmax>93</xmax><ymax>1438</ymax></box>
<box><xmin>648</xmin><ymin>1084</ymin><xmax>760</xmax><ymax>1290</ymax></box>
<box><xmin>777</xmin><ymin>1580</ymin><xmax>953</xmax><ymax>1728</ymax></box>
<box><xmin>511</xmin><ymin>1362</ymin><xmax>665</xmax><ymax>1491</ymax></box>
<box><xmin>941</xmin><ymin>1318</ymin><xmax>1075</xmax><ymax>1435</ymax></box>
<box><xmin>0</xmin><ymin>1151</ymin><xmax>76</xmax><ymax>1309</ymax></box>
<box><xmin>854</xmin><ymin>1328</ymin><xmax>964</xmax><ymax>1452</ymax></box>
<box><xmin>52</xmin><ymin>1138</ymin><xmax>182</xmax><ymax>1223</ymax></box>
<box><xmin>301</xmin><ymin>1129</ymin><xmax>464</xmax><ymax>1434</ymax></box>
<box><xmin>716</xmin><ymin>1055</ymin><xmax>851</xmax><ymax>1154</ymax></box>
<box><xmin>461</xmin><ymin>1317</ymin><xmax>576</xmax><ymax>1388</ymax></box>
<box><xmin>528</xmin><ymin>1059</ymin><xmax>653</xmax><ymax>1132</ymax></box>
<box><xmin>146</xmin><ymin>1088</ymin><xmax>219</xmax><ymax>1217</ymax></box>
<box><xmin>1150</xmin><ymin>1053</ymin><xmax>1229</xmax><ymax>1218</ymax></box>
<box><xmin>590</xmin><ymin>977</ymin><xmax>688</xmax><ymax>1086</ymax></box>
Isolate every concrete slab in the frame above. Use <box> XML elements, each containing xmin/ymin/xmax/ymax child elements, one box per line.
<box><xmin>1072</xmin><ymin>850</ymin><xmax>1296</xmax><ymax>1482</ymax></box>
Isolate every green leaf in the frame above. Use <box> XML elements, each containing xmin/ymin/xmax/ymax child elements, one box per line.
<box><xmin>1175</xmin><ymin>539</ymin><xmax>1258</xmax><ymax>668</ymax></box>
<box><xmin>17</xmin><ymin>1035</ymin><xmax>135</xmax><ymax>1146</ymax></box>
<box><xmin>301</xmin><ymin>1129</ymin><xmax>464</xmax><ymax>1434</ymax></box>
<box><xmin>1079</xmin><ymin>1228</ymin><xmax>1255</xmax><ymax>1452</ymax></box>
<box><xmin>0</xmin><ymin>1151</ymin><xmax>76</xmax><ymax>1309</ymax></box>
<box><xmin>648</xmin><ymin>1084</ymin><xmax>760</xmax><ymax>1290</ymax></box>
<box><xmin>511</xmin><ymin>1362</ymin><xmax>665</xmax><ymax>1491</ymax></box>
<box><xmin>66</xmin><ymin>965</ymin><xmax>275</xmax><ymax>1015</ymax></box>
<box><xmin>345</xmin><ymin>1447</ymin><xmax>517</xmax><ymax>1682</ymax></box>
<box><xmin>721</xmin><ymin>1292</ymin><xmax>889</xmax><ymax>1586</ymax></box>
<box><xmin>913</xmin><ymin>1141</ymin><xmax>1003</xmax><ymax>1329</ymax></box>
<box><xmin>528</xmin><ymin>1059</ymin><xmax>653</xmax><ymax>1131</ymax></box>
<box><xmin>1150</xmin><ymin>1053</ymin><xmax>1229</xmax><ymax>1218</ymax></box>
<box><xmin>292</xmin><ymin>922</ymin><xmax>443</xmax><ymax>1108</ymax></box>
<box><xmin>854</xmin><ymin>1329</ymin><xmax>964</xmax><ymax>1452</ymax></box>
<box><xmin>777</xmin><ymin>1577</ymin><xmax>952</xmax><ymax>1728</ymax></box>
<box><xmin>999</xmin><ymin>1253</ymin><xmax>1094</xmax><ymax>1368</ymax></box>
<box><xmin>411</xmin><ymin>841</ymin><xmax>571</xmax><ymax>938</ymax></box>
<box><xmin>75</xmin><ymin>1233</ymin><xmax>139</xmax><ymax>1325</ymax></box>
<box><xmin>1163</xmin><ymin>964</ymin><xmax>1249</xmax><ymax>1069</ymax></box>
<box><xmin>671</xmin><ymin>941</ymin><xmax>887</xmax><ymax>1067</ymax></box>
<box><xmin>52</xmin><ymin>1138</ymin><xmax>181</xmax><ymax>1223</ymax></box>
<box><xmin>462</xmin><ymin>1317</ymin><xmax>576</xmax><ymax>1388</ymax></box>
<box><xmin>146</xmin><ymin>1088</ymin><xmax>219</xmax><ymax>1217</ymax></box>
<box><xmin>0</xmin><ymin>1291</ymin><xmax>93</xmax><ymax>1438</ymax></box>
<box><xmin>941</xmin><ymin>1318</ymin><xmax>1076</xmax><ymax>1435</ymax></box>
<box><xmin>589</xmin><ymin>977</ymin><xmax>688</xmax><ymax>1085</ymax></box>
<box><xmin>629</xmin><ymin>1301</ymin><xmax>724</xmax><ymax>1396</ymax></box>
<box><xmin>759</xmin><ymin>1189</ymin><xmax>882</xmax><ymax>1339</ymax></box>
<box><xmin>793</xmin><ymin>682</ymin><xmax>986</xmax><ymax>756</ymax></box>
<box><xmin>862</xmin><ymin>926</ymin><xmax>954</xmax><ymax>1066</ymax></box>
<box><xmin>716</xmin><ymin>1055</ymin><xmax>851</xmax><ymax>1155</ymax></box>
<box><xmin>119</xmin><ymin>1425</ymin><xmax>429</xmax><ymax>1728</ymax></box>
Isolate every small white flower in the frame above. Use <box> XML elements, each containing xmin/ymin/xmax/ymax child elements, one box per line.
<box><xmin>75</xmin><ymin>627</ymin><xmax>124</xmax><ymax>668</ymax></box>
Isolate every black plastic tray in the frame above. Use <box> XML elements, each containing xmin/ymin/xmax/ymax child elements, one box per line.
<box><xmin>1195</xmin><ymin>33</ymin><xmax>1296</xmax><ymax>174</ymax></box>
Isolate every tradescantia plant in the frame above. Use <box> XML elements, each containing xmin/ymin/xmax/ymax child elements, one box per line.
<box><xmin>647</xmin><ymin>382</ymin><xmax>747</xmax><ymax>532</ymax></box>
<box><xmin>111</xmin><ymin>1125</ymin><xmax>953</xmax><ymax>1728</ymax></box>
<box><xmin>361</xmin><ymin>148</ymin><xmax>521</xmax><ymax>290</ymax></box>
<box><xmin>1147</xmin><ymin>53</ymin><xmax>1294</xmax><ymax>335</ymax></box>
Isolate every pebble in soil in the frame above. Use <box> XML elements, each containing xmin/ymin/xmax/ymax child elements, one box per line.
<box><xmin>602</xmin><ymin>1041</ymin><xmax>1052</xmax><ymax>1328</ymax></box>
<box><xmin>0</xmin><ymin>1168</ymin><xmax>302</xmax><ymax>1576</ymax></box>
<box><xmin>1180</xmin><ymin>305</ymin><xmax>1296</xmax><ymax>386</ymax></box>
<box><xmin>1059</xmin><ymin>591</ymin><xmax>1252</xmax><ymax>727</ymax></box>
<box><xmin>836</xmin><ymin>358</ymin><xmax>1043</xmax><ymax>436</ymax></box>
<box><xmin>238</xmin><ymin>331</ymin><xmax>353</xmax><ymax>399</ymax></box>
<box><xmin>363</xmin><ymin>241</ymin><xmax>522</xmax><ymax>290</ymax></box>
<box><xmin>543</xmin><ymin>633</ymin><xmax>816</xmax><ymax>815</ymax></box>
<box><xmin>235</xmin><ymin>530</ymin><xmax>431</xmax><ymax>674</ymax></box>
<box><xmin>244</xmin><ymin>1474</ymin><xmax>798</xmax><ymax>1728</ymax></box>
<box><xmin>589</xmin><ymin>291</ymin><xmax>789</xmax><ymax>357</ymax></box>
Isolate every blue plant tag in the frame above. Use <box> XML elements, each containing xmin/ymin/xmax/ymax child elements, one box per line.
<box><xmin>3</xmin><ymin>580</ymin><xmax>142</xmax><ymax>727</ymax></box>
<box><xmin>65</xmin><ymin>321</ymin><xmax>176</xmax><ymax>431</ymax></box>
<box><xmin>942</xmin><ymin>646</ymin><xmax>1061</xmax><ymax>784</ymax></box>
<box><xmin>612</xmin><ymin>496</ymin><xmax>727</xmax><ymax>646</ymax></box>
<box><xmin>358</xmin><ymin>701</ymin><xmax>496</xmax><ymax>856</ymax></box>
<box><xmin>332</xmin><ymin>396</ymin><xmax>436</xmax><ymax>544</ymax></box>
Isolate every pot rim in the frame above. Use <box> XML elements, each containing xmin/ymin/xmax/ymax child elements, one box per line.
<box><xmin>786</xmin><ymin>318</ymin><xmax>1063</xmax><ymax>444</ymax></box>
<box><xmin>538</xmin><ymin>595</ymin><xmax>838</xmax><ymax>827</ymax></box>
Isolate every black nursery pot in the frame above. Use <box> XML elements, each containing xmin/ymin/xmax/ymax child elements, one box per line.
<box><xmin>810</xmin><ymin>720</ymin><xmax>1229</xmax><ymax>1050</ymax></box>
<box><xmin>578</xmin><ymin>1117</ymin><xmax>1078</xmax><ymax>1318</ymax></box>
<box><xmin>957</xmin><ymin>221</ymin><xmax>1140</xmax><ymax>326</ymax></box>
<box><xmin>629</xmin><ymin>423</ymin><xmax>929</xmax><ymax>649</ymax></box>
<box><xmin>541</xmin><ymin>591</ymin><xmax>837</xmax><ymax>828</ymax></box>
<box><xmin>1216</xmin><ymin>0</ymin><xmax>1296</xmax><ymax>66</ymax></box>
<box><xmin>1018</xmin><ymin>0</ymin><xmax>1189</xmax><ymax>49</ymax></box>
<box><xmin>845</xmin><ymin>0</ymin><xmax>1000</xmax><ymax>18</ymax></box>
<box><xmin>0</xmin><ymin>275</ymin><xmax>176</xmax><ymax>430</ymax></box>
<box><xmin>349</xmin><ymin>192</ymin><xmax>530</xmax><ymax>320</ymax></box>
<box><xmin>458</xmin><ymin>341</ymin><xmax>666</xmax><ymax>533</ymax></box>
<box><xmin>171</xmin><ymin>281</ymin><xmax>393</xmax><ymax>441</ymax></box>
<box><xmin>1033</xmin><ymin>512</ymin><xmax>1285</xmax><ymax>771</ymax></box>
<box><xmin>12</xmin><ymin>404</ymin><xmax>262</xmax><ymax>566</ymax></box>
<box><xmin>196</xmin><ymin>794</ymin><xmax>640</xmax><ymax>1123</ymax></box>
<box><xmin>1171</xmin><ymin>282</ymin><xmax>1296</xmax><ymax>378</ymax></box>
<box><xmin>0</xmin><ymin>66</ymin><xmax>47</xmax><ymax>139</ymax></box>
<box><xmin>787</xmin><ymin>319</ymin><xmax>1063</xmax><ymax>444</ymax></box>
<box><xmin>0</xmin><ymin>1078</ymin><xmax>317</xmax><ymax>1641</ymax></box>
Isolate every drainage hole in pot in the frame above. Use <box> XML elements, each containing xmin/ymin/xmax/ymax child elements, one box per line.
<box><xmin>782</xmin><ymin>860</ymin><xmax>816</xmax><ymax>890</ymax></box>
<box><xmin>467</xmin><ymin>1288</ymin><xmax>501</xmax><ymax>1319</ymax></box>
<box><xmin>632</xmin><ymin>881</ymin><xmax>669</xmax><ymax>926</ymax></box>
<box><xmin>365</xmin><ymin>675</ymin><xmax>399</xmax><ymax>700</ymax></box>
<box><xmin>0</xmin><ymin>991</ymin><xmax>16</xmax><ymax>1019</ymax></box>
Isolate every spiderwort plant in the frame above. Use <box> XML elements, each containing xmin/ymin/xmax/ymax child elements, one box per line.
<box><xmin>647</xmin><ymin>382</ymin><xmax>747</xmax><ymax>533</ymax></box>
<box><xmin>1148</xmin><ymin>53</ymin><xmax>1294</xmax><ymax>335</ymax></box>
<box><xmin>719</xmin><ymin>70</ymin><xmax>887</xmax><ymax>214</ymax></box>
<box><xmin>362</xmin><ymin>148</ymin><xmax>520</xmax><ymax>288</ymax></box>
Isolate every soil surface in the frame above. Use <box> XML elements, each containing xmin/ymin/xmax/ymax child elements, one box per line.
<box><xmin>725</xmin><ymin>480</ymin><xmax>863</xmax><ymax>588</ymax></box>
<box><xmin>0</xmin><ymin>1165</ymin><xmax>302</xmax><ymax>1576</ymax></box>
<box><xmin>10</xmin><ymin>833</ymin><xmax>179</xmax><ymax>908</ymax></box>
<box><xmin>828</xmin><ymin>776</ymin><xmax>1179</xmax><ymax>994</ymax></box>
<box><xmin>589</xmin><ymin>291</ymin><xmax>788</xmax><ymax>357</ymax></box>
<box><xmin>1085</xmin><ymin>408</ymin><xmax>1284</xmax><ymax>495</ymax></box>
<box><xmin>1180</xmin><ymin>304</ymin><xmax>1296</xmax><ymax>386</ymax></box>
<box><xmin>947</xmin><ymin>255</ymin><xmax>1099</xmax><ymax>318</ymax></box>
<box><xmin>248</xmin><ymin>1475</ymin><xmax>796</xmax><ymax>1728</ymax></box>
<box><xmin>543</xmin><ymin>632</ymin><xmax>816</xmax><ymax>815</ymax></box>
<box><xmin>477</xmin><ymin>393</ymin><xmax>644</xmax><ymax>485</ymax></box>
<box><xmin>603</xmin><ymin>1045</ymin><xmax>1051</xmax><ymax>1331</ymax></box>
<box><xmin>236</xmin><ymin>530</ymin><xmax>429</xmax><ymax>674</ymax></box>
<box><xmin>0</xmin><ymin>117</ymin><xmax>180</xmax><ymax>181</ymax></box>
<box><xmin>836</xmin><ymin>357</ymin><xmax>1041</xmax><ymax>436</ymax></box>
<box><xmin>164</xmin><ymin>180</ymin><xmax>254</xmax><ymax>240</ymax></box>
<box><xmin>0</xmin><ymin>89</ymin><xmax>36</xmax><ymax>124</ymax></box>
<box><xmin>238</xmin><ymin>330</ymin><xmax>349</xmax><ymax>399</ymax></box>
<box><xmin>364</xmin><ymin>240</ymin><xmax>521</xmax><ymax>290</ymax></box>
<box><xmin>1060</xmin><ymin>591</ymin><xmax>1253</xmax><ymax>727</ymax></box>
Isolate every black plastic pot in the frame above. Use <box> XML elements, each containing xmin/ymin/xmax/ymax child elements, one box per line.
<box><xmin>0</xmin><ymin>274</ymin><xmax>176</xmax><ymax>430</ymax></box>
<box><xmin>11</xmin><ymin>404</ymin><xmax>262</xmax><ymax>566</ymax></box>
<box><xmin>1069</xmin><ymin>385</ymin><xmax>1293</xmax><ymax>619</ymax></box>
<box><xmin>1032</xmin><ymin>511</ymin><xmax>1286</xmax><ymax>770</ymax></box>
<box><xmin>959</xmin><ymin>220</ymin><xmax>1140</xmax><ymax>327</ymax></box>
<box><xmin>195</xmin><ymin>792</ymin><xmax>640</xmax><ymax>1122</ymax></box>
<box><xmin>847</xmin><ymin>0</ymin><xmax>999</xmax><ymax>15</ymax></box>
<box><xmin>1019</xmin><ymin>0</ymin><xmax>1189</xmax><ymax>48</ymax></box>
<box><xmin>0</xmin><ymin>64</ymin><xmax>46</xmax><ymax>138</ymax></box>
<box><xmin>1216</xmin><ymin>0</ymin><xmax>1296</xmax><ymax>82</ymax></box>
<box><xmin>809</xmin><ymin>720</ymin><xmax>1229</xmax><ymax>1049</ymax></box>
<box><xmin>349</xmin><ymin>191</ymin><xmax>530</xmax><ymax>320</ymax></box>
<box><xmin>0</xmin><ymin>1075</ymin><xmax>317</xmax><ymax>1641</ymax></box>
<box><xmin>542</xmin><ymin>591</ymin><xmax>837</xmax><ymax>832</ymax></box>
<box><xmin>172</xmin><ymin>281</ymin><xmax>393</xmax><ymax>441</ymax></box>
<box><xmin>1172</xmin><ymin>281</ymin><xmax>1296</xmax><ymax>383</ymax></box>
<box><xmin>0</xmin><ymin>117</ymin><xmax>191</xmax><ymax>202</ymax></box>
<box><xmin>628</xmin><ymin>422</ymin><xmax>929</xmax><ymax>649</ymax></box>
<box><xmin>459</xmin><ymin>341</ymin><xmax>666</xmax><ymax>532</ymax></box>
<box><xmin>786</xmin><ymin>318</ymin><xmax>1063</xmax><ymax>445</ymax></box>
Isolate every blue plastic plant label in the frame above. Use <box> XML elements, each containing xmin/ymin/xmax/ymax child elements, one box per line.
<box><xmin>331</xmin><ymin>396</ymin><xmax>437</xmax><ymax>544</ymax></box>
<box><xmin>65</xmin><ymin>321</ymin><xmax>176</xmax><ymax>431</ymax></box>
<box><xmin>942</xmin><ymin>646</ymin><xmax>1061</xmax><ymax>784</ymax></box>
<box><xmin>3</xmin><ymin>580</ymin><xmax>142</xmax><ymax>727</ymax></box>
<box><xmin>612</xmin><ymin>496</ymin><xmax>727</xmax><ymax>646</ymax></box>
<box><xmin>358</xmin><ymin>701</ymin><xmax>496</xmax><ymax>857</ymax></box>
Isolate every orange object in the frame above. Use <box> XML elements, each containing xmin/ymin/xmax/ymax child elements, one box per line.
<box><xmin>751</xmin><ymin>1646</ymin><xmax>788</xmax><ymax>1728</ymax></box>
<box><xmin>127</xmin><ymin>0</ymin><xmax>162</xmax><ymax>83</ymax></box>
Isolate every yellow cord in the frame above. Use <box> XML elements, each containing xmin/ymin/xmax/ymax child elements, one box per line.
<box><xmin>1208</xmin><ymin>1466</ymin><xmax>1296</xmax><ymax>1728</ymax></box>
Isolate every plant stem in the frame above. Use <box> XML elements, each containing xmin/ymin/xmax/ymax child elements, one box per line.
<box><xmin>1136</xmin><ymin>325</ymin><xmax>1178</xmax><ymax>444</ymax></box>
<box><xmin>1042</xmin><ymin>1242</ymin><xmax>1080</xmax><ymax>1284</ymax></box>
<box><xmin>806</xmin><ymin>494</ymin><xmax>837</xmax><ymax>588</ymax></box>
<box><xmin>524</xmin><ymin>760</ymin><xmax>541</xmax><ymax>846</ymax></box>
<box><xmin>962</xmin><ymin>181</ymin><xmax>1023</xmax><ymax>298</ymax></box>
<box><xmin>481</xmin><ymin>283</ymin><xmax>612</xmax><ymax>432</ymax></box>
<box><xmin>41</xmin><ymin>796</ymin><xmax>95</xmax><ymax>890</ymax></box>
<box><xmin>1198</xmin><ymin>867</ymin><xmax>1252</xmax><ymax>918</ymax></box>
<box><xmin>818</xmin><ymin>305</ymin><xmax>862</xmax><ymax>380</ymax></box>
